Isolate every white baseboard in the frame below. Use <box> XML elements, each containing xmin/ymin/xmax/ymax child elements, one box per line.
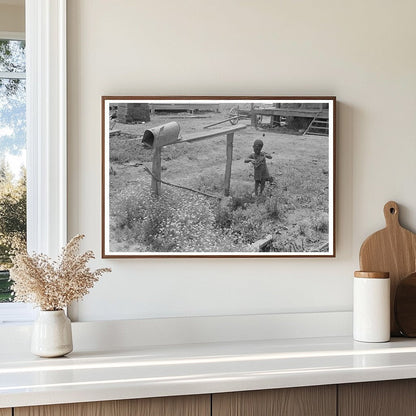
<box><xmin>0</xmin><ymin>311</ymin><xmax>352</xmax><ymax>353</ymax></box>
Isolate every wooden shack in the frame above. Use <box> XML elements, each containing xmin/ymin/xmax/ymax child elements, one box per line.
<box><xmin>117</xmin><ymin>103</ymin><xmax>150</xmax><ymax>123</ymax></box>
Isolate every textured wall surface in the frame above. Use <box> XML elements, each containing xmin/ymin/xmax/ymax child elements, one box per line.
<box><xmin>67</xmin><ymin>0</ymin><xmax>416</xmax><ymax>322</ymax></box>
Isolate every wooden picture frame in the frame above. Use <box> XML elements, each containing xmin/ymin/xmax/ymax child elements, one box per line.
<box><xmin>102</xmin><ymin>96</ymin><xmax>336</xmax><ymax>258</ymax></box>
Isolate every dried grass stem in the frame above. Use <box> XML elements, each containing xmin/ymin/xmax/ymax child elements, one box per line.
<box><xmin>10</xmin><ymin>234</ymin><xmax>111</xmax><ymax>310</ymax></box>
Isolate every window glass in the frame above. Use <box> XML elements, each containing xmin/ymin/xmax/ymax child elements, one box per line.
<box><xmin>0</xmin><ymin>39</ymin><xmax>26</xmax><ymax>303</ymax></box>
<box><xmin>0</xmin><ymin>39</ymin><xmax>26</xmax><ymax>72</ymax></box>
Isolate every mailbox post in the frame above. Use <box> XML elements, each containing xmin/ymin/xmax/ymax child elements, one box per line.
<box><xmin>151</xmin><ymin>147</ymin><xmax>162</xmax><ymax>195</ymax></box>
<box><xmin>142</xmin><ymin>122</ymin><xmax>180</xmax><ymax>196</ymax></box>
<box><xmin>142</xmin><ymin>122</ymin><xmax>247</xmax><ymax>197</ymax></box>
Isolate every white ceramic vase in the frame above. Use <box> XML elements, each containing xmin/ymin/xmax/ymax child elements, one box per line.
<box><xmin>31</xmin><ymin>310</ymin><xmax>73</xmax><ymax>357</ymax></box>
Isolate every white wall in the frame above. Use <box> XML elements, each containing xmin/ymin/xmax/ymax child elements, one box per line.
<box><xmin>67</xmin><ymin>0</ymin><xmax>416</xmax><ymax>322</ymax></box>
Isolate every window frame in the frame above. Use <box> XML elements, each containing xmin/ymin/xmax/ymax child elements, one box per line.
<box><xmin>0</xmin><ymin>31</ymin><xmax>30</xmax><ymax>320</ymax></box>
<box><xmin>26</xmin><ymin>0</ymin><xmax>67</xmax><ymax>257</ymax></box>
<box><xmin>0</xmin><ymin>0</ymin><xmax>67</xmax><ymax>323</ymax></box>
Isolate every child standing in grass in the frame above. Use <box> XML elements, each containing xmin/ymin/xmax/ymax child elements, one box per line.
<box><xmin>245</xmin><ymin>137</ymin><xmax>273</xmax><ymax>196</ymax></box>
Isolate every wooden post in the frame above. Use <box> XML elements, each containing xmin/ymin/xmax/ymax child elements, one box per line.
<box><xmin>273</xmin><ymin>102</ymin><xmax>280</xmax><ymax>126</ymax></box>
<box><xmin>250</xmin><ymin>103</ymin><xmax>257</xmax><ymax>127</ymax></box>
<box><xmin>151</xmin><ymin>146</ymin><xmax>162</xmax><ymax>195</ymax></box>
<box><xmin>224</xmin><ymin>133</ymin><xmax>234</xmax><ymax>196</ymax></box>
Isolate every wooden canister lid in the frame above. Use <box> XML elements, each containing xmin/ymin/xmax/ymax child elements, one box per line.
<box><xmin>354</xmin><ymin>271</ymin><xmax>389</xmax><ymax>279</ymax></box>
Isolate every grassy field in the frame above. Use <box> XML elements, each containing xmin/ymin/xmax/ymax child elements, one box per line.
<box><xmin>108</xmin><ymin>111</ymin><xmax>330</xmax><ymax>253</ymax></box>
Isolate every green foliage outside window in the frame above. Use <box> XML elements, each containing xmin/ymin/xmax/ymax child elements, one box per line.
<box><xmin>0</xmin><ymin>162</ymin><xmax>26</xmax><ymax>302</ymax></box>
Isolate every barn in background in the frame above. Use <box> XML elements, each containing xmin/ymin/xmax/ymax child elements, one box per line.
<box><xmin>117</xmin><ymin>103</ymin><xmax>151</xmax><ymax>123</ymax></box>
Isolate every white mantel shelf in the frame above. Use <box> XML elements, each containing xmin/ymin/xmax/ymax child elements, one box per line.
<box><xmin>2</xmin><ymin>335</ymin><xmax>416</xmax><ymax>409</ymax></box>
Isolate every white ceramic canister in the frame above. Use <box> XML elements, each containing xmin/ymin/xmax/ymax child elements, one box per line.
<box><xmin>353</xmin><ymin>271</ymin><xmax>390</xmax><ymax>343</ymax></box>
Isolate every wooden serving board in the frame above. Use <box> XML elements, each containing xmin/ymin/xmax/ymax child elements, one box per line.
<box><xmin>359</xmin><ymin>201</ymin><xmax>416</xmax><ymax>336</ymax></box>
<box><xmin>395</xmin><ymin>272</ymin><xmax>416</xmax><ymax>337</ymax></box>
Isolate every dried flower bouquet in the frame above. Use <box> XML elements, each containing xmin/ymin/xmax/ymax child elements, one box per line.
<box><xmin>10</xmin><ymin>234</ymin><xmax>111</xmax><ymax>311</ymax></box>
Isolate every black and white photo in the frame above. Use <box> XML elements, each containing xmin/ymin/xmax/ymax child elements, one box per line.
<box><xmin>102</xmin><ymin>97</ymin><xmax>335</xmax><ymax>257</ymax></box>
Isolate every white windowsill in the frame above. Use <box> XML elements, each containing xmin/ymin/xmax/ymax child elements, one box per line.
<box><xmin>0</xmin><ymin>303</ymin><xmax>36</xmax><ymax>324</ymax></box>
<box><xmin>1</xmin><ymin>327</ymin><xmax>416</xmax><ymax>409</ymax></box>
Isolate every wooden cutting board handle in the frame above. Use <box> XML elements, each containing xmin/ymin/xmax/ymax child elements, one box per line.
<box><xmin>359</xmin><ymin>201</ymin><xmax>416</xmax><ymax>336</ymax></box>
<box><xmin>383</xmin><ymin>201</ymin><xmax>400</xmax><ymax>228</ymax></box>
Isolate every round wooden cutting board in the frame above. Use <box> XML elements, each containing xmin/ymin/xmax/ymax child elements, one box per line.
<box><xmin>395</xmin><ymin>272</ymin><xmax>416</xmax><ymax>337</ymax></box>
<box><xmin>359</xmin><ymin>201</ymin><xmax>416</xmax><ymax>336</ymax></box>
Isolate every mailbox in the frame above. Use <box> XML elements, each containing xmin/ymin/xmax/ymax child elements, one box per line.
<box><xmin>142</xmin><ymin>122</ymin><xmax>180</xmax><ymax>148</ymax></box>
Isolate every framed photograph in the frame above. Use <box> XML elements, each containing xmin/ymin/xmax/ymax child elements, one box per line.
<box><xmin>102</xmin><ymin>96</ymin><xmax>336</xmax><ymax>258</ymax></box>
